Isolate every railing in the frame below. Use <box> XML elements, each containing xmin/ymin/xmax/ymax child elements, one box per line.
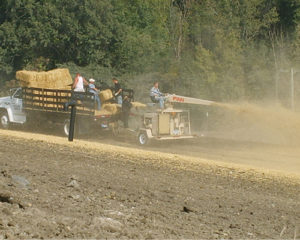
<box><xmin>22</xmin><ymin>87</ymin><xmax>95</xmax><ymax>115</ymax></box>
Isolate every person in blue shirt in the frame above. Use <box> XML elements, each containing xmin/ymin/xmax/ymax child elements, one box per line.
<box><xmin>150</xmin><ymin>81</ymin><xmax>167</xmax><ymax>109</ymax></box>
<box><xmin>88</xmin><ymin>78</ymin><xmax>101</xmax><ymax>110</ymax></box>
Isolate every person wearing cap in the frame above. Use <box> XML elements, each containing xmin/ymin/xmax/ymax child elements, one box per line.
<box><xmin>88</xmin><ymin>78</ymin><xmax>101</xmax><ymax>110</ymax></box>
<box><xmin>112</xmin><ymin>77</ymin><xmax>122</xmax><ymax>105</ymax></box>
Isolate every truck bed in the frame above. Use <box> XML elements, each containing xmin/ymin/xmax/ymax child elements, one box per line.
<box><xmin>22</xmin><ymin>87</ymin><xmax>95</xmax><ymax>116</ymax></box>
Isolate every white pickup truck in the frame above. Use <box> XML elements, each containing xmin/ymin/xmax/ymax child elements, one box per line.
<box><xmin>0</xmin><ymin>87</ymin><xmax>99</xmax><ymax>134</ymax></box>
<box><xmin>0</xmin><ymin>88</ymin><xmax>26</xmax><ymax>129</ymax></box>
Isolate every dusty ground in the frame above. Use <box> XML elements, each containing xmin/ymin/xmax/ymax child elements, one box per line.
<box><xmin>0</xmin><ymin>129</ymin><xmax>300</xmax><ymax>239</ymax></box>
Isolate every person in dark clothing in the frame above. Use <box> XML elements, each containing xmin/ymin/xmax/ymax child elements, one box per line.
<box><xmin>112</xmin><ymin>77</ymin><xmax>122</xmax><ymax>104</ymax></box>
<box><xmin>122</xmin><ymin>95</ymin><xmax>132</xmax><ymax>128</ymax></box>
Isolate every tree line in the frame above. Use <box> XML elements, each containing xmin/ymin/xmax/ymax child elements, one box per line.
<box><xmin>0</xmin><ymin>0</ymin><xmax>299</xmax><ymax>101</ymax></box>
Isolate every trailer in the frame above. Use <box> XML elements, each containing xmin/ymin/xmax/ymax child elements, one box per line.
<box><xmin>0</xmin><ymin>87</ymin><xmax>122</xmax><ymax>136</ymax></box>
<box><xmin>133</xmin><ymin>94</ymin><xmax>216</xmax><ymax>145</ymax></box>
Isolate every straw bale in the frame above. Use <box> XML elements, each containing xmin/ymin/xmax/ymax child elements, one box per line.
<box><xmin>18</xmin><ymin>80</ymin><xmax>28</xmax><ymax>87</ymax></box>
<box><xmin>16</xmin><ymin>68</ymin><xmax>72</xmax><ymax>90</ymax></box>
<box><xmin>33</xmin><ymin>90</ymin><xmax>40</xmax><ymax>94</ymax></box>
<box><xmin>16</xmin><ymin>70</ymin><xmax>37</xmax><ymax>83</ymax></box>
<box><xmin>100</xmin><ymin>89</ymin><xmax>113</xmax><ymax>103</ymax></box>
<box><xmin>131</xmin><ymin>102</ymin><xmax>147</xmax><ymax>108</ymax></box>
<box><xmin>47</xmin><ymin>104</ymin><xmax>55</xmax><ymax>108</ymax></box>
<box><xmin>33</xmin><ymin>102</ymin><xmax>41</xmax><ymax>107</ymax></box>
<box><xmin>103</xmin><ymin>103</ymin><xmax>120</xmax><ymax>115</ymax></box>
<box><xmin>36</xmin><ymin>72</ymin><xmax>47</xmax><ymax>84</ymax></box>
<box><xmin>94</xmin><ymin>109</ymin><xmax>113</xmax><ymax>116</ymax></box>
<box><xmin>59</xmin><ymin>92</ymin><xmax>70</xmax><ymax>97</ymax></box>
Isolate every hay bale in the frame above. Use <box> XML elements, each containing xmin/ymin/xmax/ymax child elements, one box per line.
<box><xmin>100</xmin><ymin>89</ymin><xmax>113</xmax><ymax>103</ymax></box>
<box><xmin>103</xmin><ymin>103</ymin><xmax>121</xmax><ymax>115</ymax></box>
<box><xmin>16</xmin><ymin>68</ymin><xmax>72</xmax><ymax>90</ymax></box>
<box><xmin>131</xmin><ymin>102</ymin><xmax>147</xmax><ymax>108</ymax></box>
<box><xmin>16</xmin><ymin>71</ymin><xmax>37</xmax><ymax>83</ymax></box>
<box><xmin>94</xmin><ymin>109</ymin><xmax>114</xmax><ymax>116</ymax></box>
<box><xmin>19</xmin><ymin>80</ymin><xmax>28</xmax><ymax>87</ymax></box>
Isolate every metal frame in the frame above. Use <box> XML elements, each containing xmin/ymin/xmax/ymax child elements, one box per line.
<box><xmin>138</xmin><ymin>107</ymin><xmax>196</xmax><ymax>143</ymax></box>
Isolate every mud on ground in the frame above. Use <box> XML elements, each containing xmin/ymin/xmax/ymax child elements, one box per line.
<box><xmin>0</xmin><ymin>129</ymin><xmax>300</xmax><ymax>239</ymax></box>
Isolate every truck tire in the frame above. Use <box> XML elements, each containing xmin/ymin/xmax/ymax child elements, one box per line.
<box><xmin>0</xmin><ymin>111</ymin><xmax>10</xmax><ymax>129</ymax></box>
<box><xmin>138</xmin><ymin>132</ymin><xmax>148</xmax><ymax>145</ymax></box>
<box><xmin>64</xmin><ymin>118</ymin><xmax>90</xmax><ymax>137</ymax></box>
<box><xmin>63</xmin><ymin>119</ymin><xmax>70</xmax><ymax>137</ymax></box>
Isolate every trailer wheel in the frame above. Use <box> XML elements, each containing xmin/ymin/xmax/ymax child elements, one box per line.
<box><xmin>138</xmin><ymin>132</ymin><xmax>148</xmax><ymax>145</ymax></box>
<box><xmin>63</xmin><ymin>119</ymin><xmax>70</xmax><ymax>136</ymax></box>
<box><xmin>0</xmin><ymin>111</ymin><xmax>10</xmax><ymax>129</ymax></box>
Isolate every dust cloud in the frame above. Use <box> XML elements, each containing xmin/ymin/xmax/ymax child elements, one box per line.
<box><xmin>207</xmin><ymin>102</ymin><xmax>300</xmax><ymax>145</ymax></box>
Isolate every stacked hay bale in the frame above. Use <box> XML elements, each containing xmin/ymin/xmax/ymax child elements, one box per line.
<box><xmin>96</xmin><ymin>89</ymin><xmax>146</xmax><ymax>115</ymax></box>
<box><xmin>103</xmin><ymin>103</ymin><xmax>120</xmax><ymax>114</ymax></box>
<box><xmin>131</xmin><ymin>102</ymin><xmax>147</xmax><ymax>108</ymax></box>
<box><xmin>16</xmin><ymin>68</ymin><xmax>72</xmax><ymax>89</ymax></box>
<box><xmin>95</xmin><ymin>89</ymin><xmax>121</xmax><ymax>115</ymax></box>
<box><xmin>16</xmin><ymin>69</ymin><xmax>72</xmax><ymax>109</ymax></box>
<box><xmin>99</xmin><ymin>89</ymin><xmax>113</xmax><ymax>103</ymax></box>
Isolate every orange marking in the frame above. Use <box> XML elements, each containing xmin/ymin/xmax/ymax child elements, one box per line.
<box><xmin>172</xmin><ymin>96</ymin><xmax>185</xmax><ymax>102</ymax></box>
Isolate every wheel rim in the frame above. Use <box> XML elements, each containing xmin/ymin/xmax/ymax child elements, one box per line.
<box><xmin>139</xmin><ymin>133</ymin><xmax>147</xmax><ymax>145</ymax></box>
<box><xmin>1</xmin><ymin>115</ymin><xmax>9</xmax><ymax>128</ymax></box>
<box><xmin>63</xmin><ymin>120</ymin><xmax>70</xmax><ymax>136</ymax></box>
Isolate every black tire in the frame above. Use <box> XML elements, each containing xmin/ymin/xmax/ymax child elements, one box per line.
<box><xmin>0</xmin><ymin>111</ymin><xmax>10</xmax><ymax>129</ymax></box>
<box><xmin>63</xmin><ymin>119</ymin><xmax>70</xmax><ymax>137</ymax></box>
<box><xmin>138</xmin><ymin>132</ymin><xmax>148</xmax><ymax>145</ymax></box>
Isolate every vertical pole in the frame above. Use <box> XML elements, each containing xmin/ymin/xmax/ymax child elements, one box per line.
<box><xmin>68</xmin><ymin>104</ymin><xmax>76</xmax><ymax>142</ymax></box>
<box><xmin>291</xmin><ymin>68</ymin><xmax>294</xmax><ymax>111</ymax></box>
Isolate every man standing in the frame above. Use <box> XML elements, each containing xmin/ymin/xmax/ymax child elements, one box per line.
<box><xmin>73</xmin><ymin>73</ymin><xmax>88</xmax><ymax>92</ymax></box>
<box><xmin>88</xmin><ymin>78</ymin><xmax>101</xmax><ymax>110</ymax></box>
<box><xmin>122</xmin><ymin>95</ymin><xmax>132</xmax><ymax>128</ymax></box>
<box><xmin>112</xmin><ymin>77</ymin><xmax>122</xmax><ymax>105</ymax></box>
<box><xmin>72</xmin><ymin>73</ymin><xmax>89</xmax><ymax>102</ymax></box>
<box><xmin>150</xmin><ymin>81</ymin><xmax>167</xmax><ymax>109</ymax></box>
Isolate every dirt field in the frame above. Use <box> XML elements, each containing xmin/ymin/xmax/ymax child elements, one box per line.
<box><xmin>0</xmin><ymin>129</ymin><xmax>300</xmax><ymax>239</ymax></box>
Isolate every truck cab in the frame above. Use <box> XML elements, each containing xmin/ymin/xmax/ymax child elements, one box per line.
<box><xmin>0</xmin><ymin>88</ymin><xmax>26</xmax><ymax>129</ymax></box>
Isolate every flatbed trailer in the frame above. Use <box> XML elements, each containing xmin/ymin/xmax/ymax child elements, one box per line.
<box><xmin>22</xmin><ymin>87</ymin><xmax>96</xmax><ymax>135</ymax></box>
<box><xmin>0</xmin><ymin>87</ymin><xmax>121</xmax><ymax>136</ymax></box>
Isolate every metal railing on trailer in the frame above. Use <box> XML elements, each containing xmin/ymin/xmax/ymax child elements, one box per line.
<box><xmin>22</xmin><ymin>87</ymin><xmax>95</xmax><ymax>116</ymax></box>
